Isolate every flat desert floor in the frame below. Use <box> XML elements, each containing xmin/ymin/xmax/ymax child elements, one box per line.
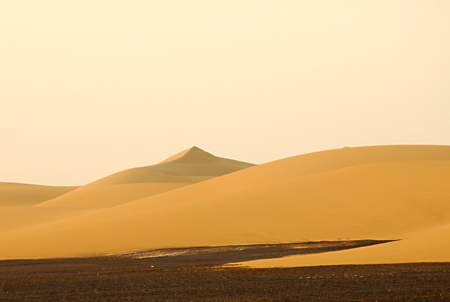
<box><xmin>1</xmin><ymin>242</ymin><xmax>450</xmax><ymax>301</ymax></box>
<box><xmin>1</xmin><ymin>145</ymin><xmax>450</xmax><ymax>300</ymax></box>
<box><xmin>0</xmin><ymin>241</ymin><xmax>450</xmax><ymax>301</ymax></box>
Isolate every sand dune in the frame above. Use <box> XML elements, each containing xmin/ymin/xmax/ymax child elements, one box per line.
<box><xmin>0</xmin><ymin>207</ymin><xmax>92</xmax><ymax>234</ymax></box>
<box><xmin>36</xmin><ymin>146</ymin><xmax>254</xmax><ymax>208</ymax></box>
<box><xmin>83</xmin><ymin>146</ymin><xmax>254</xmax><ymax>188</ymax></box>
<box><xmin>0</xmin><ymin>183</ymin><xmax>77</xmax><ymax>207</ymax></box>
<box><xmin>36</xmin><ymin>183</ymin><xmax>189</xmax><ymax>208</ymax></box>
<box><xmin>0</xmin><ymin>145</ymin><xmax>449</xmax><ymax>261</ymax></box>
<box><xmin>242</xmin><ymin>222</ymin><xmax>450</xmax><ymax>268</ymax></box>
<box><xmin>0</xmin><ymin>147</ymin><xmax>254</xmax><ymax>241</ymax></box>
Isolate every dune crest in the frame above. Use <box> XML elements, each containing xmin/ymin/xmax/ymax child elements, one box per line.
<box><xmin>158</xmin><ymin>146</ymin><xmax>216</xmax><ymax>164</ymax></box>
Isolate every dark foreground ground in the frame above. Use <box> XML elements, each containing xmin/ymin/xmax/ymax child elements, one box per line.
<box><xmin>1</xmin><ymin>240</ymin><xmax>450</xmax><ymax>301</ymax></box>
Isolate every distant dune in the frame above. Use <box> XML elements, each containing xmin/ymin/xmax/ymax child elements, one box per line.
<box><xmin>1</xmin><ymin>145</ymin><xmax>450</xmax><ymax>266</ymax></box>
<box><xmin>0</xmin><ymin>183</ymin><xmax>77</xmax><ymax>207</ymax></box>
<box><xmin>36</xmin><ymin>146</ymin><xmax>254</xmax><ymax>208</ymax></box>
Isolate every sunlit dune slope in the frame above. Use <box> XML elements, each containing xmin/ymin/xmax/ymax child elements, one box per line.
<box><xmin>0</xmin><ymin>183</ymin><xmax>87</xmax><ymax>240</ymax></box>
<box><xmin>39</xmin><ymin>145</ymin><xmax>449</xmax><ymax>209</ymax></box>
<box><xmin>37</xmin><ymin>146</ymin><xmax>255</xmax><ymax>208</ymax></box>
<box><xmin>0</xmin><ymin>145</ymin><xmax>449</xmax><ymax>260</ymax></box>
<box><xmin>0</xmin><ymin>207</ymin><xmax>92</xmax><ymax>234</ymax></box>
<box><xmin>241</xmin><ymin>222</ymin><xmax>450</xmax><ymax>268</ymax></box>
<box><xmin>0</xmin><ymin>183</ymin><xmax>77</xmax><ymax>207</ymax></box>
<box><xmin>35</xmin><ymin>183</ymin><xmax>188</xmax><ymax>208</ymax></box>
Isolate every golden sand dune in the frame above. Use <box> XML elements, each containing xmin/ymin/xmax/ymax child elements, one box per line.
<box><xmin>36</xmin><ymin>146</ymin><xmax>254</xmax><ymax>208</ymax></box>
<box><xmin>83</xmin><ymin>146</ymin><xmax>254</xmax><ymax>188</ymax></box>
<box><xmin>0</xmin><ymin>183</ymin><xmax>77</xmax><ymax>207</ymax></box>
<box><xmin>0</xmin><ymin>207</ymin><xmax>92</xmax><ymax>234</ymax></box>
<box><xmin>0</xmin><ymin>145</ymin><xmax>449</xmax><ymax>261</ymax></box>
<box><xmin>243</xmin><ymin>222</ymin><xmax>450</xmax><ymax>268</ymax></box>
<box><xmin>0</xmin><ymin>183</ymin><xmax>87</xmax><ymax>239</ymax></box>
<box><xmin>36</xmin><ymin>183</ymin><xmax>188</xmax><ymax>208</ymax></box>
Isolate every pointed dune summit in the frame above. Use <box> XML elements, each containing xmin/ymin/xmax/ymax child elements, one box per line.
<box><xmin>83</xmin><ymin>146</ymin><xmax>254</xmax><ymax>187</ymax></box>
<box><xmin>36</xmin><ymin>147</ymin><xmax>254</xmax><ymax>208</ymax></box>
<box><xmin>159</xmin><ymin>146</ymin><xmax>217</xmax><ymax>164</ymax></box>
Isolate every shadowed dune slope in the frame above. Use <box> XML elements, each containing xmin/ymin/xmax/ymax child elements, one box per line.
<box><xmin>37</xmin><ymin>146</ymin><xmax>255</xmax><ymax>208</ymax></box>
<box><xmin>0</xmin><ymin>145</ymin><xmax>449</xmax><ymax>260</ymax></box>
<box><xmin>83</xmin><ymin>146</ymin><xmax>254</xmax><ymax>188</ymax></box>
<box><xmin>0</xmin><ymin>183</ymin><xmax>78</xmax><ymax>207</ymax></box>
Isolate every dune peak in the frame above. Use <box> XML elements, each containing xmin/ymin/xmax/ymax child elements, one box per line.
<box><xmin>159</xmin><ymin>146</ymin><xmax>216</xmax><ymax>164</ymax></box>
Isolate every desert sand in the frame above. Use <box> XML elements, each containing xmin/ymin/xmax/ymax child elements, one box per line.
<box><xmin>1</xmin><ymin>145</ymin><xmax>450</xmax><ymax>267</ymax></box>
<box><xmin>0</xmin><ymin>182</ymin><xmax>77</xmax><ymax>207</ymax></box>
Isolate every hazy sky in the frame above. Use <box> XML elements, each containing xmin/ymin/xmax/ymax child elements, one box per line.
<box><xmin>1</xmin><ymin>0</ymin><xmax>449</xmax><ymax>185</ymax></box>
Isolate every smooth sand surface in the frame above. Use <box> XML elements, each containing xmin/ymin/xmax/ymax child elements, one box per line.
<box><xmin>0</xmin><ymin>145</ymin><xmax>449</xmax><ymax>264</ymax></box>
<box><xmin>0</xmin><ymin>147</ymin><xmax>255</xmax><ymax>251</ymax></box>
<box><xmin>0</xmin><ymin>183</ymin><xmax>88</xmax><ymax>244</ymax></box>
<box><xmin>0</xmin><ymin>183</ymin><xmax>77</xmax><ymax>207</ymax></box>
<box><xmin>83</xmin><ymin>146</ymin><xmax>254</xmax><ymax>188</ymax></box>
<box><xmin>0</xmin><ymin>207</ymin><xmax>92</xmax><ymax>234</ymax></box>
<box><xmin>241</xmin><ymin>222</ymin><xmax>450</xmax><ymax>268</ymax></box>
<box><xmin>35</xmin><ymin>183</ymin><xmax>189</xmax><ymax>208</ymax></box>
<box><xmin>36</xmin><ymin>146</ymin><xmax>254</xmax><ymax>208</ymax></box>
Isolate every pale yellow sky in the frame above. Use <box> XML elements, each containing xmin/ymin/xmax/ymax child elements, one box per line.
<box><xmin>1</xmin><ymin>0</ymin><xmax>449</xmax><ymax>185</ymax></box>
